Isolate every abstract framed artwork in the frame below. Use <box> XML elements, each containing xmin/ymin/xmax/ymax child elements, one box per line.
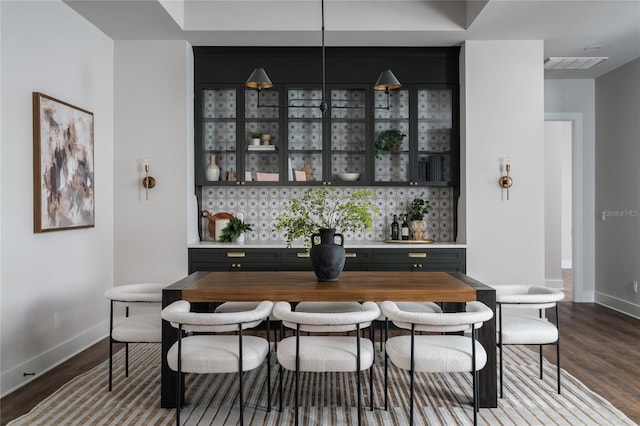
<box><xmin>33</xmin><ymin>92</ymin><xmax>94</xmax><ymax>232</ymax></box>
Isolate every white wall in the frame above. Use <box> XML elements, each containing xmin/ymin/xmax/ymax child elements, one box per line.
<box><xmin>0</xmin><ymin>0</ymin><xmax>113</xmax><ymax>395</ymax></box>
<box><xmin>113</xmin><ymin>41</ymin><xmax>192</xmax><ymax>284</ymax></box>
<box><xmin>461</xmin><ymin>40</ymin><xmax>545</xmax><ymax>286</ymax></box>
<box><xmin>594</xmin><ymin>57</ymin><xmax>640</xmax><ymax>318</ymax></box>
<box><xmin>545</xmin><ymin>79</ymin><xmax>596</xmax><ymax>302</ymax></box>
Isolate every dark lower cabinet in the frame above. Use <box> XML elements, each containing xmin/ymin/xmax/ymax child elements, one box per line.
<box><xmin>188</xmin><ymin>248</ymin><xmax>281</xmax><ymax>273</ymax></box>
<box><xmin>282</xmin><ymin>248</ymin><xmax>373</xmax><ymax>271</ymax></box>
<box><xmin>372</xmin><ymin>248</ymin><xmax>466</xmax><ymax>272</ymax></box>
<box><xmin>189</xmin><ymin>247</ymin><xmax>465</xmax><ymax>273</ymax></box>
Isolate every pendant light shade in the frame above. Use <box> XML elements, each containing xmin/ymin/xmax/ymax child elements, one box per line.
<box><xmin>245</xmin><ymin>68</ymin><xmax>273</xmax><ymax>90</ymax></box>
<box><xmin>374</xmin><ymin>69</ymin><xmax>402</xmax><ymax>92</ymax></box>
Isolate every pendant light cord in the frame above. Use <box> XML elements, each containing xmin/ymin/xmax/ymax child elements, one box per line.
<box><xmin>320</xmin><ymin>0</ymin><xmax>327</xmax><ymax>114</ymax></box>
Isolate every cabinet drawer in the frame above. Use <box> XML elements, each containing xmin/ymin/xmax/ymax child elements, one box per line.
<box><xmin>372</xmin><ymin>248</ymin><xmax>465</xmax><ymax>272</ymax></box>
<box><xmin>189</xmin><ymin>248</ymin><xmax>281</xmax><ymax>263</ymax></box>
<box><xmin>190</xmin><ymin>262</ymin><xmax>281</xmax><ymax>272</ymax></box>
<box><xmin>282</xmin><ymin>248</ymin><xmax>372</xmax><ymax>269</ymax></box>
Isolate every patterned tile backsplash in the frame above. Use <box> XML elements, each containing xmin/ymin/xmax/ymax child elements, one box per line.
<box><xmin>200</xmin><ymin>186</ymin><xmax>455</xmax><ymax>244</ymax></box>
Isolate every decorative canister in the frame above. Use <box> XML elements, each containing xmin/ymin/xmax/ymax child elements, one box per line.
<box><xmin>214</xmin><ymin>218</ymin><xmax>229</xmax><ymax>242</ymax></box>
<box><xmin>309</xmin><ymin>228</ymin><xmax>346</xmax><ymax>282</ymax></box>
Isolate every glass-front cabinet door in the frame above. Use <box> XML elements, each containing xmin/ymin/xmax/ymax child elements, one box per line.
<box><xmin>200</xmin><ymin>87</ymin><xmax>237</xmax><ymax>184</ymax></box>
<box><xmin>286</xmin><ymin>86</ymin><xmax>324</xmax><ymax>183</ymax></box>
<box><xmin>373</xmin><ymin>88</ymin><xmax>410</xmax><ymax>183</ymax></box>
<box><xmin>416</xmin><ymin>87</ymin><xmax>453</xmax><ymax>185</ymax></box>
<box><xmin>329</xmin><ymin>86</ymin><xmax>368</xmax><ymax>184</ymax></box>
<box><xmin>244</xmin><ymin>89</ymin><xmax>282</xmax><ymax>184</ymax></box>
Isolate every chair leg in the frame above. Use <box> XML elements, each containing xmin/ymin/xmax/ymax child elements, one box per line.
<box><xmin>238</xmin><ymin>325</ymin><xmax>244</xmax><ymax>426</ymax></box>
<box><xmin>384</xmin><ymin>343</ymin><xmax>388</xmax><ymax>411</ymax></box>
<box><xmin>176</xmin><ymin>326</ymin><xmax>182</xmax><ymax>426</ymax></box>
<box><xmin>410</xmin><ymin>324</ymin><xmax>415</xmax><ymax>426</ymax></box>
<box><xmin>125</xmin><ymin>343</ymin><xmax>129</xmax><ymax>378</ymax></box>
<box><xmin>539</xmin><ymin>309</ymin><xmax>544</xmax><ymax>380</ymax></box>
<box><xmin>356</xmin><ymin>324</ymin><xmax>362</xmax><ymax>426</ymax></box>
<box><xmin>109</xmin><ymin>301</ymin><xmax>114</xmax><ymax>391</ymax></box>
<box><xmin>295</xmin><ymin>325</ymin><xmax>300</xmax><ymax>426</ymax></box>
<box><xmin>539</xmin><ymin>345</ymin><xmax>544</xmax><ymax>380</ymax></box>
<box><xmin>278</xmin><ymin>364</ymin><xmax>283</xmax><ymax>412</ymax></box>
<box><xmin>556</xmin><ymin>303</ymin><xmax>561</xmax><ymax>394</ymax></box>
<box><xmin>108</xmin><ymin>337</ymin><xmax>113</xmax><ymax>391</ymax></box>
<box><xmin>557</xmin><ymin>341</ymin><xmax>561</xmax><ymax>394</ymax></box>
<box><xmin>125</xmin><ymin>307</ymin><xmax>130</xmax><ymax>378</ymax></box>
<box><xmin>384</xmin><ymin>318</ymin><xmax>389</xmax><ymax>411</ymax></box>
<box><xmin>472</xmin><ymin>326</ymin><xmax>478</xmax><ymax>426</ymax></box>
<box><xmin>266</xmin><ymin>319</ymin><xmax>271</xmax><ymax>412</ymax></box>
<box><xmin>369</xmin><ymin>365</ymin><xmax>374</xmax><ymax>412</ymax></box>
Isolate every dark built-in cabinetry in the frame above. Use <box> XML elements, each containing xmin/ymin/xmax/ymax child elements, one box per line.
<box><xmin>188</xmin><ymin>247</ymin><xmax>466</xmax><ymax>274</ymax></box>
<box><xmin>194</xmin><ymin>46</ymin><xmax>460</xmax><ymax>188</ymax></box>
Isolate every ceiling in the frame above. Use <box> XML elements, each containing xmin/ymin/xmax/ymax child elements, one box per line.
<box><xmin>64</xmin><ymin>0</ymin><xmax>640</xmax><ymax>79</ymax></box>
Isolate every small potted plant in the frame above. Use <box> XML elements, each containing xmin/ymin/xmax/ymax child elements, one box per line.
<box><xmin>275</xmin><ymin>187</ymin><xmax>378</xmax><ymax>281</ymax></box>
<box><xmin>218</xmin><ymin>217</ymin><xmax>253</xmax><ymax>243</ymax></box>
<box><xmin>375</xmin><ymin>129</ymin><xmax>406</xmax><ymax>157</ymax></box>
<box><xmin>249</xmin><ymin>131</ymin><xmax>262</xmax><ymax>146</ymax></box>
<box><xmin>406</xmin><ymin>197</ymin><xmax>431</xmax><ymax>241</ymax></box>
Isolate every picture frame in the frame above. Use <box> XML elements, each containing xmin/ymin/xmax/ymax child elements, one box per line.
<box><xmin>33</xmin><ymin>92</ymin><xmax>94</xmax><ymax>232</ymax></box>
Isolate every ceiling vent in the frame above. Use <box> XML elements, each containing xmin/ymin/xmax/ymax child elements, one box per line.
<box><xmin>544</xmin><ymin>57</ymin><xmax>608</xmax><ymax>70</ymax></box>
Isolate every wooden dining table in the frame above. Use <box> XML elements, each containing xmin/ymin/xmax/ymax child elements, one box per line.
<box><xmin>161</xmin><ymin>270</ymin><xmax>497</xmax><ymax>408</ymax></box>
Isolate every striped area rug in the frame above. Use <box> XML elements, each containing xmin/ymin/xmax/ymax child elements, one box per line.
<box><xmin>10</xmin><ymin>343</ymin><xmax>635</xmax><ymax>425</ymax></box>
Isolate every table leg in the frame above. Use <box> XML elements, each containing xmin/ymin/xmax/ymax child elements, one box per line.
<box><xmin>161</xmin><ymin>287</ymin><xmax>182</xmax><ymax>408</ymax></box>
<box><xmin>476</xmin><ymin>287</ymin><xmax>497</xmax><ymax>408</ymax></box>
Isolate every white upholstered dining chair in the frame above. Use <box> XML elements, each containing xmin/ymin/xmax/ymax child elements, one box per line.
<box><xmin>161</xmin><ymin>300</ymin><xmax>273</xmax><ymax>426</ymax></box>
<box><xmin>273</xmin><ymin>301</ymin><xmax>380</xmax><ymax>426</ymax></box>
<box><xmin>381</xmin><ymin>300</ymin><xmax>493</xmax><ymax>426</ymax></box>
<box><xmin>494</xmin><ymin>285</ymin><xmax>564</xmax><ymax>397</ymax></box>
<box><xmin>375</xmin><ymin>301</ymin><xmax>443</xmax><ymax>351</ymax></box>
<box><xmin>104</xmin><ymin>283</ymin><xmax>165</xmax><ymax>391</ymax></box>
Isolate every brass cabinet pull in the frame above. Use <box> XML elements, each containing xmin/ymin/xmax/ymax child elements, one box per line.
<box><xmin>345</xmin><ymin>252</ymin><xmax>357</xmax><ymax>258</ymax></box>
<box><xmin>296</xmin><ymin>252</ymin><xmax>310</xmax><ymax>258</ymax></box>
<box><xmin>408</xmin><ymin>252</ymin><xmax>427</xmax><ymax>258</ymax></box>
<box><xmin>227</xmin><ymin>252</ymin><xmax>246</xmax><ymax>258</ymax></box>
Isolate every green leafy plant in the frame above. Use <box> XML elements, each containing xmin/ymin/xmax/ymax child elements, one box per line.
<box><xmin>374</xmin><ymin>129</ymin><xmax>406</xmax><ymax>157</ymax></box>
<box><xmin>249</xmin><ymin>131</ymin><xmax>263</xmax><ymax>139</ymax></box>
<box><xmin>218</xmin><ymin>217</ymin><xmax>253</xmax><ymax>242</ymax></box>
<box><xmin>406</xmin><ymin>197</ymin><xmax>431</xmax><ymax>221</ymax></box>
<box><xmin>275</xmin><ymin>187</ymin><xmax>379</xmax><ymax>247</ymax></box>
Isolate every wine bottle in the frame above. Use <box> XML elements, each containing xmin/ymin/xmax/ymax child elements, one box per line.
<box><xmin>391</xmin><ymin>214</ymin><xmax>399</xmax><ymax>240</ymax></box>
<box><xmin>401</xmin><ymin>215</ymin><xmax>410</xmax><ymax>240</ymax></box>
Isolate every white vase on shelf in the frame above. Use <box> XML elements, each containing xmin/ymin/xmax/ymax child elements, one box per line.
<box><xmin>206</xmin><ymin>154</ymin><xmax>220</xmax><ymax>181</ymax></box>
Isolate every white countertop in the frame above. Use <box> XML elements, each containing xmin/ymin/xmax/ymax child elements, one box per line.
<box><xmin>188</xmin><ymin>241</ymin><xmax>466</xmax><ymax>249</ymax></box>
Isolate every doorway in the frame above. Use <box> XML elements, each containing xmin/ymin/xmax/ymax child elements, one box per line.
<box><xmin>545</xmin><ymin>113</ymin><xmax>584</xmax><ymax>302</ymax></box>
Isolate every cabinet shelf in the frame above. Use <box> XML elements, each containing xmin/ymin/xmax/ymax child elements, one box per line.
<box><xmin>203</xmin><ymin>117</ymin><xmax>236</xmax><ymax>122</ymax></box>
<box><xmin>197</xmin><ymin>85</ymin><xmax>457</xmax><ymax>190</ymax></box>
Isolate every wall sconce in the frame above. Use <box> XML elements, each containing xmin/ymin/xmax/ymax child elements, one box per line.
<box><xmin>498</xmin><ymin>157</ymin><xmax>513</xmax><ymax>200</ymax></box>
<box><xmin>142</xmin><ymin>158</ymin><xmax>156</xmax><ymax>200</ymax></box>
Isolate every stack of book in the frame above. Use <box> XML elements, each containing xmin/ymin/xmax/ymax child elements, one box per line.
<box><xmin>427</xmin><ymin>154</ymin><xmax>444</xmax><ymax>182</ymax></box>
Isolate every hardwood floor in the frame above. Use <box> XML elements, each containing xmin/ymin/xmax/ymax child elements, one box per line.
<box><xmin>2</xmin><ymin>275</ymin><xmax>639</xmax><ymax>425</ymax></box>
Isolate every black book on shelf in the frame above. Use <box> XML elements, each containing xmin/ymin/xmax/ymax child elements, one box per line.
<box><xmin>418</xmin><ymin>160</ymin><xmax>427</xmax><ymax>182</ymax></box>
<box><xmin>427</xmin><ymin>154</ymin><xmax>444</xmax><ymax>182</ymax></box>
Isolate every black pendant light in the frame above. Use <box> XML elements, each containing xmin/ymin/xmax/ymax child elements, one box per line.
<box><xmin>245</xmin><ymin>0</ymin><xmax>401</xmax><ymax>113</ymax></box>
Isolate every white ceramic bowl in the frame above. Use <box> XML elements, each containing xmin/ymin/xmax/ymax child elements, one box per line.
<box><xmin>336</xmin><ymin>172</ymin><xmax>360</xmax><ymax>181</ymax></box>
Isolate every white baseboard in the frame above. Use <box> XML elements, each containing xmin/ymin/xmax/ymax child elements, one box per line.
<box><xmin>545</xmin><ymin>279</ymin><xmax>564</xmax><ymax>289</ymax></box>
<box><xmin>0</xmin><ymin>320</ymin><xmax>109</xmax><ymax>398</ymax></box>
<box><xmin>594</xmin><ymin>292</ymin><xmax>640</xmax><ymax>320</ymax></box>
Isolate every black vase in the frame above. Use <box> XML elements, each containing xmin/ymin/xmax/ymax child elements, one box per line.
<box><xmin>309</xmin><ymin>228</ymin><xmax>346</xmax><ymax>282</ymax></box>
